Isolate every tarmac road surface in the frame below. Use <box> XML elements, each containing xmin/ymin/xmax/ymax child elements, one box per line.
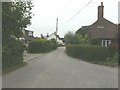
<box><xmin>3</xmin><ymin>47</ymin><xmax>118</xmax><ymax>88</ymax></box>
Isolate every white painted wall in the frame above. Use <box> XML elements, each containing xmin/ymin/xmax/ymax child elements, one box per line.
<box><xmin>47</xmin><ymin>33</ymin><xmax>64</xmax><ymax>45</ymax></box>
<box><xmin>47</xmin><ymin>33</ymin><xmax>56</xmax><ymax>40</ymax></box>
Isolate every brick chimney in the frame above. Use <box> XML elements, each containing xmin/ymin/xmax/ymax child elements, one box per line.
<box><xmin>98</xmin><ymin>2</ymin><xmax>104</xmax><ymax>20</ymax></box>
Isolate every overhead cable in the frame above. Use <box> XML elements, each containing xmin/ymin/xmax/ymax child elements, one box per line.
<box><xmin>62</xmin><ymin>0</ymin><xmax>93</xmax><ymax>25</ymax></box>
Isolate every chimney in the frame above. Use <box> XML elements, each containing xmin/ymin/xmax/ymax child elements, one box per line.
<box><xmin>98</xmin><ymin>2</ymin><xmax>104</xmax><ymax>20</ymax></box>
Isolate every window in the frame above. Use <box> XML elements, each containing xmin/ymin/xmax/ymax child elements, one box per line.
<box><xmin>97</xmin><ymin>26</ymin><xmax>104</xmax><ymax>29</ymax></box>
<box><xmin>28</xmin><ymin>31</ymin><xmax>33</xmax><ymax>36</ymax></box>
<box><xmin>103</xmin><ymin>40</ymin><xmax>106</xmax><ymax>46</ymax></box>
<box><xmin>102</xmin><ymin>40</ymin><xmax>111</xmax><ymax>47</ymax></box>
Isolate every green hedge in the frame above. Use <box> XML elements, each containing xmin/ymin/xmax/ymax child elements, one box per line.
<box><xmin>28</xmin><ymin>39</ymin><xmax>57</xmax><ymax>53</ymax></box>
<box><xmin>66</xmin><ymin>44</ymin><xmax>115</xmax><ymax>61</ymax></box>
<box><xmin>2</xmin><ymin>37</ymin><xmax>25</xmax><ymax>68</ymax></box>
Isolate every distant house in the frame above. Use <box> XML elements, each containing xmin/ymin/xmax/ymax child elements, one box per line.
<box><xmin>22</xmin><ymin>30</ymin><xmax>34</xmax><ymax>44</ymax></box>
<box><xmin>89</xmin><ymin>2</ymin><xmax>118</xmax><ymax>47</ymax></box>
<box><xmin>46</xmin><ymin>32</ymin><xmax>64</xmax><ymax>45</ymax></box>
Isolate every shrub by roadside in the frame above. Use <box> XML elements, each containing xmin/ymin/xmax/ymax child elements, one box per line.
<box><xmin>66</xmin><ymin>44</ymin><xmax>117</xmax><ymax>66</ymax></box>
<box><xmin>108</xmin><ymin>52</ymin><xmax>118</xmax><ymax>66</ymax></box>
<box><xmin>2</xmin><ymin>37</ymin><xmax>25</xmax><ymax>68</ymax></box>
<box><xmin>27</xmin><ymin>39</ymin><xmax>57</xmax><ymax>53</ymax></box>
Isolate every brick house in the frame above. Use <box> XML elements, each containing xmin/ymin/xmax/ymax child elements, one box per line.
<box><xmin>89</xmin><ymin>2</ymin><xmax>118</xmax><ymax>47</ymax></box>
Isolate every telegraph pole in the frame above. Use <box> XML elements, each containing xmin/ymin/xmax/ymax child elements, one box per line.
<box><xmin>56</xmin><ymin>18</ymin><xmax>58</xmax><ymax>42</ymax></box>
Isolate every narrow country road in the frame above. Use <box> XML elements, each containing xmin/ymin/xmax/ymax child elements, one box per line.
<box><xmin>3</xmin><ymin>47</ymin><xmax>118</xmax><ymax>88</ymax></box>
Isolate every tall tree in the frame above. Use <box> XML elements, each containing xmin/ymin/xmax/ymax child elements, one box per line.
<box><xmin>64</xmin><ymin>31</ymin><xmax>89</xmax><ymax>45</ymax></box>
<box><xmin>2</xmin><ymin>1</ymin><xmax>33</xmax><ymax>68</ymax></box>
<box><xmin>75</xmin><ymin>26</ymin><xmax>90</xmax><ymax>37</ymax></box>
<box><xmin>64</xmin><ymin>32</ymin><xmax>81</xmax><ymax>44</ymax></box>
<box><xmin>2</xmin><ymin>1</ymin><xmax>33</xmax><ymax>40</ymax></box>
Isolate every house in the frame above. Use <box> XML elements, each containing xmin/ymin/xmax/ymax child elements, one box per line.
<box><xmin>89</xmin><ymin>2</ymin><xmax>118</xmax><ymax>47</ymax></box>
<box><xmin>46</xmin><ymin>32</ymin><xmax>64</xmax><ymax>45</ymax></box>
<box><xmin>22</xmin><ymin>30</ymin><xmax>35</xmax><ymax>44</ymax></box>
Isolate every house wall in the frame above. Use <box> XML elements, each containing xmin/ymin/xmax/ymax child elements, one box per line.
<box><xmin>90</xmin><ymin>18</ymin><xmax>118</xmax><ymax>39</ymax></box>
<box><xmin>89</xmin><ymin>18</ymin><xmax>118</xmax><ymax>47</ymax></box>
<box><xmin>47</xmin><ymin>34</ymin><xmax>56</xmax><ymax>40</ymax></box>
<box><xmin>88</xmin><ymin>2</ymin><xmax>118</xmax><ymax>47</ymax></box>
<box><xmin>109</xmin><ymin>39</ymin><xmax>118</xmax><ymax>50</ymax></box>
<box><xmin>47</xmin><ymin>33</ymin><xmax>64</xmax><ymax>45</ymax></box>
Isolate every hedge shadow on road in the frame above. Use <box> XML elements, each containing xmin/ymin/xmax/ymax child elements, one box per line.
<box><xmin>2</xmin><ymin>62</ymin><xmax>27</xmax><ymax>75</ymax></box>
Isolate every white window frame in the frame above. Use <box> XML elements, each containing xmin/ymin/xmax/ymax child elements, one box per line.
<box><xmin>102</xmin><ymin>40</ymin><xmax>111</xmax><ymax>47</ymax></box>
<box><xmin>97</xmin><ymin>26</ymin><xmax>104</xmax><ymax>29</ymax></box>
<box><xmin>28</xmin><ymin>31</ymin><xmax>33</xmax><ymax>36</ymax></box>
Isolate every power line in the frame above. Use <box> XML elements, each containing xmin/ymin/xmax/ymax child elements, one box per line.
<box><xmin>62</xmin><ymin>0</ymin><xmax>93</xmax><ymax>25</ymax></box>
<box><xmin>57</xmin><ymin>0</ymin><xmax>71</xmax><ymax>17</ymax></box>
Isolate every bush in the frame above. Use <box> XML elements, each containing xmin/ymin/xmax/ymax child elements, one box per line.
<box><xmin>109</xmin><ymin>52</ymin><xmax>118</xmax><ymax>65</ymax></box>
<box><xmin>2</xmin><ymin>37</ymin><xmax>25</xmax><ymax>68</ymax></box>
<box><xmin>66</xmin><ymin>44</ymin><xmax>114</xmax><ymax>61</ymax></box>
<box><xmin>50</xmin><ymin>39</ymin><xmax>57</xmax><ymax>49</ymax></box>
<box><xmin>28</xmin><ymin>39</ymin><xmax>57</xmax><ymax>53</ymax></box>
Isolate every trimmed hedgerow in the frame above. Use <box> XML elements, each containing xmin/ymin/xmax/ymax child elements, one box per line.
<box><xmin>66</xmin><ymin>44</ymin><xmax>115</xmax><ymax>61</ymax></box>
<box><xmin>2</xmin><ymin>37</ymin><xmax>25</xmax><ymax>68</ymax></box>
<box><xmin>27</xmin><ymin>39</ymin><xmax>57</xmax><ymax>53</ymax></box>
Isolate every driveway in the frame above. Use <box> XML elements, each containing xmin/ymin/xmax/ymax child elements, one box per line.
<box><xmin>3</xmin><ymin>47</ymin><xmax>118</xmax><ymax>88</ymax></box>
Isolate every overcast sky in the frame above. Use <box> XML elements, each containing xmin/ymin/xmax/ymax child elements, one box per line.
<box><xmin>27</xmin><ymin>0</ymin><xmax>119</xmax><ymax>37</ymax></box>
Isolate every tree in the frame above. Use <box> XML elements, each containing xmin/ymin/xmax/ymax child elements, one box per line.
<box><xmin>2</xmin><ymin>1</ymin><xmax>33</xmax><ymax>68</ymax></box>
<box><xmin>64</xmin><ymin>31</ymin><xmax>80</xmax><ymax>44</ymax></box>
<box><xmin>2</xmin><ymin>1</ymin><xmax>33</xmax><ymax>40</ymax></box>
<box><xmin>80</xmin><ymin>34</ymin><xmax>89</xmax><ymax>45</ymax></box>
<box><xmin>64</xmin><ymin>31</ymin><xmax>89</xmax><ymax>45</ymax></box>
<box><xmin>75</xmin><ymin>26</ymin><xmax>90</xmax><ymax>37</ymax></box>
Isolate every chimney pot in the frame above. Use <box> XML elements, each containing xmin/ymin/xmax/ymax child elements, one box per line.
<box><xmin>101</xmin><ymin>2</ymin><xmax>103</xmax><ymax>6</ymax></box>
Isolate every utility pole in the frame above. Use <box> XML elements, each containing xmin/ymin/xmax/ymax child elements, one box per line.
<box><xmin>56</xmin><ymin>18</ymin><xmax>58</xmax><ymax>42</ymax></box>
